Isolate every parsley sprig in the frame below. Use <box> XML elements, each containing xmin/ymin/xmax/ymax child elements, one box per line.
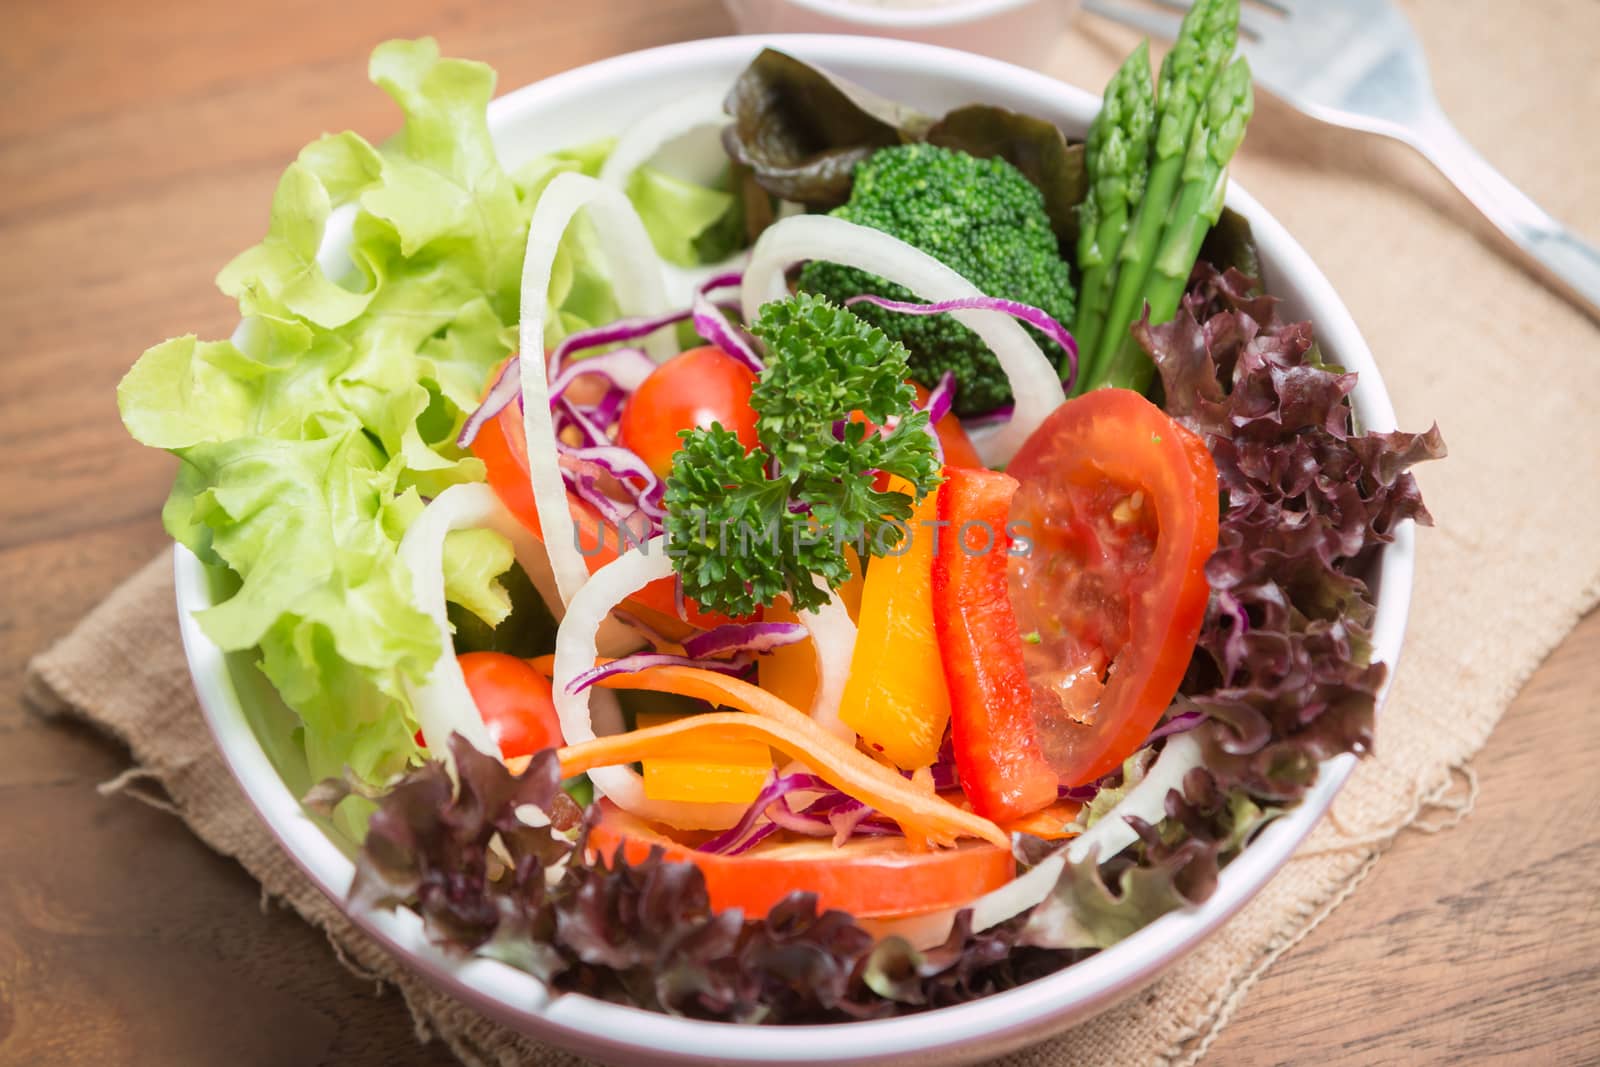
<box><xmin>663</xmin><ymin>293</ymin><xmax>942</xmax><ymax>616</ymax></box>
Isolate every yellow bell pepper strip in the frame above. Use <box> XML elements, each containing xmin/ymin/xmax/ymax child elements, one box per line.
<box><xmin>635</xmin><ymin>710</ymin><xmax>772</xmax><ymax>805</ymax></box>
<box><xmin>931</xmin><ymin>467</ymin><xmax>1060</xmax><ymax>823</ymax></box>
<box><xmin>840</xmin><ymin>481</ymin><xmax>952</xmax><ymax>769</ymax></box>
<box><xmin>544</xmin><ymin>660</ymin><xmax>1010</xmax><ymax>849</ymax></box>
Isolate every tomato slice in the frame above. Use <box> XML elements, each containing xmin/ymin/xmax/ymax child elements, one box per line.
<box><xmin>470</xmin><ymin>379</ymin><xmax>733</xmax><ymax>631</ymax></box>
<box><xmin>1005</xmin><ymin>388</ymin><xmax>1219</xmax><ymax>787</ymax></box>
<box><xmin>618</xmin><ymin>345</ymin><xmax>759</xmax><ymax>481</ymax></box>
<box><xmin>458</xmin><ymin>652</ymin><xmax>564</xmax><ymax>758</ymax></box>
<box><xmin>585</xmin><ymin>800</ymin><xmax>1014</xmax><ymax>919</ymax></box>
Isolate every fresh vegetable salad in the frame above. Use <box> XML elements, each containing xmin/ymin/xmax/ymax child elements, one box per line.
<box><xmin>120</xmin><ymin>0</ymin><xmax>1444</xmax><ymax>1022</ymax></box>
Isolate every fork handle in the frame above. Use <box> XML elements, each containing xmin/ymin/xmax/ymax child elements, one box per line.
<box><xmin>1405</xmin><ymin>108</ymin><xmax>1600</xmax><ymax>322</ymax></box>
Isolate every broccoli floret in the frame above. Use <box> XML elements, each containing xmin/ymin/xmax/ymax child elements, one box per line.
<box><xmin>797</xmin><ymin>143</ymin><xmax>1075</xmax><ymax>416</ymax></box>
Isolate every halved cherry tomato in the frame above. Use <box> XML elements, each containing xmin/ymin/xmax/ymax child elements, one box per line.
<box><xmin>586</xmin><ymin>800</ymin><xmax>1013</xmax><ymax>919</ymax></box>
<box><xmin>458</xmin><ymin>651</ymin><xmax>564</xmax><ymax>759</ymax></box>
<box><xmin>1005</xmin><ymin>388</ymin><xmax>1219</xmax><ymax>787</ymax></box>
<box><xmin>619</xmin><ymin>345</ymin><xmax>759</xmax><ymax>480</ymax></box>
<box><xmin>470</xmin><ymin>367</ymin><xmax>733</xmax><ymax>632</ymax></box>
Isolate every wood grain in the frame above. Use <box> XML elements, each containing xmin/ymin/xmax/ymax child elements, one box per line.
<box><xmin>1</xmin><ymin>1</ymin><xmax>1595</xmax><ymax>1064</ymax></box>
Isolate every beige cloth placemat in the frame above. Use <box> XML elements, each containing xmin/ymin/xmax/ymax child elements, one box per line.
<box><xmin>24</xmin><ymin>0</ymin><xmax>1600</xmax><ymax>1061</ymax></box>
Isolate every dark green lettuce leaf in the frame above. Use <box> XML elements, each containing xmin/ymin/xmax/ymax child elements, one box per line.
<box><xmin>721</xmin><ymin>48</ymin><xmax>932</xmax><ymax>207</ymax></box>
<box><xmin>446</xmin><ymin>560</ymin><xmax>558</xmax><ymax>657</ymax></box>
<box><xmin>1196</xmin><ymin>207</ymin><xmax>1262</xmax><ymax>290</ymax></box>
<box><xmin>722</xmin><ymin>50</ymin><xmax>1089</xmax><ymax>247</ymax></box>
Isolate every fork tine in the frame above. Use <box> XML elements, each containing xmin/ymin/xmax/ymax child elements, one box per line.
<box><xmin>1143</xmin><ymin>0</ymin><xmax>1271</xmax><ymax>41</ymax></box>
<box><xmin>1082</xmin><ymin>0</ymin><xmax>1184</xmax><ymax>43</ymax></box>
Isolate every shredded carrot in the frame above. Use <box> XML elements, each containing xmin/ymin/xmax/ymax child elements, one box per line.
<box><xmin>899</xmin><ymin>764</ymin><xmax>940</xmax><ymax>853</ymax></box>
<box><xmin>1002</xmin><ymin>799</ymin><xmax>1083</xmax><ymax>840</ymax></box>
<box><xmin>543</xmin><ymin>658</ymin><xmax>1009</xmax><ymax>849</ymax></box>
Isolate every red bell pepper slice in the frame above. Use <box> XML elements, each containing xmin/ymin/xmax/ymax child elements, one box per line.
<box><xmin>930</xmin><ymin>467</ymin><xmax>1059</xmax><ymax>823</ymax></box>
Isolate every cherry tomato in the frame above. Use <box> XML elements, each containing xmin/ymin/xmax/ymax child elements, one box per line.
<box><xmin>619</xmin><ymin>346</ymin><xmax>759</xmax><ymax>480</ymax></box>
<box><xmin>470</xmin><ymin>366</ymin><xmax>735</xmax><ymax>633</ymax></box>
<box><xmin>586</xmin><ymin>800</ymin><xmax>1014</xmax><ymax>919</ymax></box>
<box><xmin>457</xmin><ymin>652</ymin><xmax>564</xmax><ymax>760</ymax></box>
<box><xmin>1005</xmin><ymin>388</ymin><xmax>1219</xmax><ymax>787</ymax></box>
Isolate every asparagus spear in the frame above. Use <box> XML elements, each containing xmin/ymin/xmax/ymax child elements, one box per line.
<box><xmin>1084</xmin><ymin>0</ymin><xmax>1238</xmax><ymax>387</ymax></box>
<box><xmin>1071</xmin><ymin>42</ymin><xmax>1155</xmax><ymax>380</ymax></box>
<box><xmin>1100</xmin><ymin>55</ymin><xmax>1255</xmax><ymax>392</ymax></box>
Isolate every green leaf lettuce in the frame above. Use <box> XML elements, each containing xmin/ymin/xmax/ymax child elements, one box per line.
<box><xmin>120</xmin><ymin>39</ymin><xmax>539</xmax><ymax>783</ymax></box>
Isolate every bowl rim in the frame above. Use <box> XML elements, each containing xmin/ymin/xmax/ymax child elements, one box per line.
<box><xmin>176</xmin><ymin>32</ymin><xmax>1415</xmax><ymax>1066</ymax></box>
<box><xmin>777</xmin><ymin>0</ymin><xmax>1038</xmax><ymax>30</ymax></box>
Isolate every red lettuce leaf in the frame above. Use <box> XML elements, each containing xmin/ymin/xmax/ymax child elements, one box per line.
<box><xmin>1141</xmin><ymin>262</ymin><xmax>1445</xmax><ymax>803</ymax></box>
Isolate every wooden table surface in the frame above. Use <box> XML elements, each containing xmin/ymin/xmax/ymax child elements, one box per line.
<box><xmin>2</xmin><ymin>1</ymin><xmax>1596</xmax><ymax>1063</ymax></box>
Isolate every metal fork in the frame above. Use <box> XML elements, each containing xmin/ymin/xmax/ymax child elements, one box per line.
<box><xmin>1083</xmin><ymin>0</ymin><xmax>1600</xmax><ymax>321</ymax></box>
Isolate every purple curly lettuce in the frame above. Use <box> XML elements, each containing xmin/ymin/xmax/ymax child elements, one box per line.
<box><xmin>1141</xmin><ymin>263</ymin><xmax>1444</xmax><ymax>805</ymax></box>
<box><xmin>328</xmin><ymin>259</ymin><xmax>1443</xmax><ymax>1023</ymax></box>
<box><xmin>315</xmin><ymin>736</ymin><xmax>1070</xmax><ymax>1022</ymax></box>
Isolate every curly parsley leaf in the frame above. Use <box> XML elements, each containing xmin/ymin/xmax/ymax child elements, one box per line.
<box><xmin>663</xmin><ymin>293</ymin><xmax>941</xmax><ymax>616</ymax></box>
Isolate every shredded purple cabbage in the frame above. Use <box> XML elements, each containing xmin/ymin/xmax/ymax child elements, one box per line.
<box><xmin>548</xmin><ymin>347</ymin><xmax>657</xmax><ymax>400</ymax></box>
<box><xmin>1143</xmin><ymin>709</ymin><xmax>1207</xmax><ymax>745</ymax></box>
<box><xmin>610</xmin><ymin>608</ymin><xmax>679</xmax><ymax>653</ymax></box>
<box><xmin>844</xmin><ymin>294</ymin><xmax>1079</xmax><ymax>391</ymax></box>
<box><xmin>547</xmin><ymin>307</ymin><xmax>693</xmax><ymax>377</ymax></box>
<box><xmin>764</xmin><ymin>795</ymin><xmax>837</xmax><ymax>838</ymax></box>
<box><xmin>692</xmin><ymin>293</ymin><xmax>764</xmax><ymax>373</ymax></box>
<box><xmin>698</xmin><ymin>271</ymin><xmax>745</xmax><ymax>296</ymax></box>
<box><xmin>681</xmin><ymin>621</ymin><xmax>809</xmax><ymax>659</ymax></box>
<box><xmin>962</xmin><ymin>401</ymin><xmax>1014</xmax><ymax>427</ymax></box>
<box><xmin>698</xmin><ymin>771</ymin><xmax>827</xmax><ymax>855</ymax></box>
<box><xmin>456</xmin><ymin>356</ymin><xmax>523</xmax><ymax>448</ymax></box>
<box><xmin>565</xmin><ymin>650</ymin><xmax>754</xmax><ymax>695</ymax></box>
<box><xmin>697</xmin><ymin>771</ymin><xmax>908</xmax><ymax>857</ymax></box>
<box><xmin>921</xmin><ymin>370</ymin><xmax>957</xmax><ymax>426</ymax></box>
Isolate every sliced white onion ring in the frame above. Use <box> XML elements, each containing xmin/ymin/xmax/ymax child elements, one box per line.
<box><xmin>518</xmin><ymin>173</ymin><xmax>671</xmax><ymax>608</ymax></box>
<box><xmin>852</xmin><ymin>839</ymin><xmax>1072</xmax><ymax>950</ymax></box>
<box><xmin>794</xmin><ymin>587</ymin><xmax>856</xmax><ymax>742</ymax></box>
<box><xmin>598</xmin><ymin>88</ymin><xmax>731</xmax><ymax>192</ymax></box>
<box><xmin>398</xmin><ymin>483</ymin><xmax>550</xmax><ymax>763</ymax></box>
<box><xmin>599</xmin><ymin>90</ymin><xmax>746</xmax><ymax>307</ymax></box>
<box><xmin>741</xmin><ymin>215</ymin><xmax>1066</xmax><ymax>465</ymax></box>
<box><xmin>969</xmin><ymin>851</ymin><xmax>1065</xmax><ymax>935</ymax></box>
<box><xmin>399</xmin><ymin>484</ymin><xmax>640</xmax><ymax>776</ymax></box>
<box><xmin>1066</xmin><ymin>730</ymin><xmax>1205</xmax><ymax>865</ymax></box>
<box><xmin>551</xmin><ymin>537</ymin><xmax>745</xmax><ymax>830</ymax></box>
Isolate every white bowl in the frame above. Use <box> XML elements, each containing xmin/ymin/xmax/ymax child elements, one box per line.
<box><xmin>175</xmin><ymin>34</ymin><xmax>1415</xmax><ymax>1067</ymax></box>
<box><xmin>720</xmin><ymin>0</ymin><xmax>1079</xmax><ymax>71</ymax></box>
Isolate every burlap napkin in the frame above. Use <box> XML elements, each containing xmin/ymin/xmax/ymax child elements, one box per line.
<box><xmin>23</xmin><ymin>1</ymin><xmax>1600</xmax><ymax>1061</ymax></box>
